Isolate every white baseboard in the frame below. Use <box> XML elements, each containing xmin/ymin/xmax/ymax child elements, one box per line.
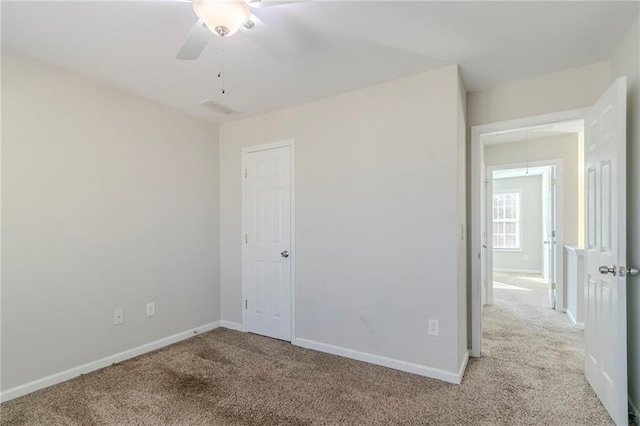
<box><xmin>458</xmin><ymin>350</ymin><xmax>470</xmax><ymax>382</ymax></box>
<box><xmin>494</xmin><ymin>268</ymin><xmax>543</xmax><ymax>275</ymax></box>
<box><xmin>565</xmin><ymin>310</ymin><xmax>585</xmax><ymax>330</ymax></box>
<box><xmin>219</xmin><ymin>320</ymin><xmax>245</xmax><ymax>332</ymax></box>
<box><xmin>0</xmin><ymin>321</ymin><xmax>221</xmax><ymax>403</ymax></box>
<box><xmin>1</xmin><ymin>323</ymin><xmax>469</xmax><ymax>403</ymax></box>
<box><xmin>293</xmin><ymin>338</ymin><xmax>465</xmax><ymax>384</ymax></box>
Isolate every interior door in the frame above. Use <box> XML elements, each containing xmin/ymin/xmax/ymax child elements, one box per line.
<box><xmin>244</xmin><ymin>144</ymin><xmax>292</xmax><ymax>341</ymax></box>
<box><xmin>485</xmin><ymin>171</ymin><xmax>494</xmax><ymax>305</ymax></box>
<box><xmin>543</xmin><ymin>166</ymin><xmax>557</xmax><ymax>309</ymax></box>
<box><xmin>481</xmin><ymin>162</ymin><xmax>488</xmax><ymax>308</ymax></box>
<box><xmin>584</xmin><ymin>77</ymin><xmax>627</xmax><ymax>426</ymax></box>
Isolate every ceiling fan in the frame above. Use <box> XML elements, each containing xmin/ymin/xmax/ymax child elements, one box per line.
<box><xmin>176</xmin><ymin>0</ymin><xmax>304</xmax><ymax>61</ymax></box>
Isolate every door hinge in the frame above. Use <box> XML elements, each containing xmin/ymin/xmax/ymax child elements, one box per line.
<box><xmin>245</xmin><ymin>299</ymin><xmax>248</xmax><ymax>309</ymax></box>
<box><xmin>245</xmin><ymin>169</ymin><xmax>247</xmax><ymax>179</ymax></box>
<box><xmin>551</xmin><ymin>178</ymin><xmax>557</xmax><ymax>186</ymax></box>
<box><xmin>552</xmin><ymin>230</ymin><xmax>556</xmax><ymax>238</ymax></box>
<box><xmin>551</xmin><ymin>282</ymin><xmax>556</xmax><ymax>290</ymax></box>
<box><xmin>245</xmin><ymin>234</ymin><xmax>248</xmax><ymax>244</ymax></box>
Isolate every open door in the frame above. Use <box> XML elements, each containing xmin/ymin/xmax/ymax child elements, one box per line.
<box><xmin>480</xmin><ymin>156</ymin><xmax>489</xmax><ymax>308</ymax></box>
<box><xmin>542</xmin><ymin>166</ymin><xmax>558</xmax><ymax>309</ymax></box>
<box><xmin>485</xmin><ymin>170</ymin><xmax>494</xmax><ymax>306</ymax></box>
<box><xmin>584</xmin><ymin>77</ymin><xmax>628</xmax><ymax>425</ymax></box>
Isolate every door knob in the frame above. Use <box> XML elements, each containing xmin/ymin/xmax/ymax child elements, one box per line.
<box><xmin>599</xmin><ymin>266</ymin><xmax>616</xmax><ymax>276</ymax></box>
<box><xmin>544</xmin><ymin>241</ymin><xmax>550</xmax><ymax>245</ymax></box>
<box><xmin>281</xmin><ymin>250</ymin><xmax>289</xmax><ymax>258</ymax></box>
<box><xmin>627</xmin><ymin>267</ymin><xmax>639</xmax><ymax>277</ymax></box>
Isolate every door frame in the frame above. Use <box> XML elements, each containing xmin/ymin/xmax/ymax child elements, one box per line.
<box><xmin>241</xmin><ymin>139</ymin><xmax>296</xmax><ymax>342</ymax></box>
<box><xmin>470</xmin><ymin>108</ymin><xmax>588</xmax><ymax>357</ymax></box>
<box><xmin>486</xmin><ymin>161</ymin><xmax>563</xmax><ymax>309</ymax></box>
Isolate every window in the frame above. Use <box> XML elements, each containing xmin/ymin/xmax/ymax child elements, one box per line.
<box><xmin>493</xmin><ymin>191</ymin><xmax>521</xmax><ymax>249</ymax></box>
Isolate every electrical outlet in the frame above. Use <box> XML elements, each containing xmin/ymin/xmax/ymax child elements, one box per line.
<box><xmin>114</xmin><ymin>309</ymin><xmax>124</xmax><ymax>325</ymax></box>
<box><xmin>428</xmin><ymin>319</ymin><xmax>439</xmax><ymax>336</ymax></box>
<box><xmin>146</xmin><ymin>302</ymin><xmax>156</xmax><ymax>317</ymax></box>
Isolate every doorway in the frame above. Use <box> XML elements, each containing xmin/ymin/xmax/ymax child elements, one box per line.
<box><xmin>487</xmin><ymin>163</ymin><xmax>562</xmax><ymax>312</ymax></box>
<box><xmin>242</xmin><ymin>140</ymin><xmax>296</xmax><ymax>342</ymax></box>
<box><xmin>471</xmin><ymin>112</ymin><xmax>586</xmax><ymax>357</ymax></box>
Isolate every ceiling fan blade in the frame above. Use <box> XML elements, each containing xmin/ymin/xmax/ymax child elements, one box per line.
<box><xmin>176</xmin><ymin>19</ymin><xmax>212</xmax><ymax>60</ymax></box>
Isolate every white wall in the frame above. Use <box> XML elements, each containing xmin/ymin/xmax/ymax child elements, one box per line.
<box><xmin>611</xmin><ymin>14</ymin><xmax>640</xmax><ymax>415</ymax></box>
<box><xmin>467</xmin><ymin>61</ymin><xmax>611</xmax><ymax>127</ymax></box>
<box><xmin>1</xmin><ymin>52</ymin><xmax>221</xmax><ymax>392</ymax></box>
<box><xmin>220</xmin><ymin>65</ymin><xmax>467</xmax><ymax>376</ymax></box>
<box><xmin>492</xmin><ymin>176</ymin><xmax>543</xmax><ymax>273</ymax></box>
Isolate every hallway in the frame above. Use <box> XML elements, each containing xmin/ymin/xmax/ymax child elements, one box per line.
<box><xmin>478</xmin><ymin>271</ymin><xmax>614</xmax><ymax>424</ymax></box>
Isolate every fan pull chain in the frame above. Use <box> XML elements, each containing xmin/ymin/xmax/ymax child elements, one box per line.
<box><xmin>217</xmin><ymin>38</ymin><xmax>226</xmax><ymax>95</ymax></box>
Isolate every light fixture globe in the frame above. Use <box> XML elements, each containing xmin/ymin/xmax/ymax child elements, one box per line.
<box><xmin>192</xmin><ymin>0</ymin><xmax>251</xmax><ymax>37</ymax></box>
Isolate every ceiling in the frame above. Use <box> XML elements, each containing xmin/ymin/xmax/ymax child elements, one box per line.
<box><xmin>482</xmin><ymin>119</ymin><xmax>584</xmax><ymax>145</ymax></box>
<box><xmin>2</xmin><ymin>1</ymin><xmax>638</xmax><ymax>123</ymax></box>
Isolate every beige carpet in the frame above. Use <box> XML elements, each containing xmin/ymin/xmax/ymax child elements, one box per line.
<box><xmin>1</xmin><ymin>273</ymin><xmax>616</xmax><ymax>425</ymax></box>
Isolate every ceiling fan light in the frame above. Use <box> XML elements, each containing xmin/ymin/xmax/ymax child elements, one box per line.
<box><xmin>193</xmin><ymin>0</ymin><xmax>251</xmax><ymax>37</ymax></box>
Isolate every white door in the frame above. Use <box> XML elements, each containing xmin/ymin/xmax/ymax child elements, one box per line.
<box><xmin>485</xmin><ymin>172</ymin><xmax>494</xmax><ymax>306</ymax></box>
<box><xmin>584</xmin><ymin>77</ymin><xmax>628</xmax><ymax>426</ymax></box>
<box><xmin>542</xmin><ymin>166</ymin><xmax>557</xmax><ymax>309</ymax></box>
<box><xmin>244</xmin><ymin>144</ymin><xmax>293</xmax><ymax>341</ymax></box>
<box><xmin>480</xmin><ymin>161</ymin><xmax>488</xmax><ymax>308</ymax></box>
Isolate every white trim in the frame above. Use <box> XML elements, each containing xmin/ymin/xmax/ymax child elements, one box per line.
<box><xmin>564</xmin><ymin>245</ymin><xmax>585</xmax><ymax>255</ymax></box>
<box><xmin>457</xmin><ymin>350</ymin><xmax>470</xmax><ymax>383</ymax></box>
<box><xmin>219</xmin><ymin>320</ymin><xmax>246</xmax><ymax>332</ymax></box>
<box><xmin>494</xmin><ymin>268</ymin><xmax>544</xmax><ymax>275</ymax></box>
<box><xmin>471</xmin><ymin>108</ymin><xmax>588</xmax><ymax>358</ymax></box>
<box><xmin>0</xmin><ymin>321</ymin><xmax>221</xmax><ymax>403</ymax></box>
<box><xmin>241</xmin><ymin>139</ymin><xmax>296</xmax><ymax>342</ymax></box>
<box><xmin>293</xmin><ymin>338</ymin><xmax>467</xmax><ymax>384</ymax></box>
<box><xmin>565</xmin><ymin>309</ymin><xmax>585</xmax><ymax>330</ymax></box>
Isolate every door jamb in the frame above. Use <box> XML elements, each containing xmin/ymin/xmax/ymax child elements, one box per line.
<box><xmin>241</xmin><ymin>139</ymin><xmax>296</xmax><ymax>342</ymax></box>
<box><xmin>470</xmin><ymin>108</ymin><xmax>588</xmax><ymax>358</ymax></box>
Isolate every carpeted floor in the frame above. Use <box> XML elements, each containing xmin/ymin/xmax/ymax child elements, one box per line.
<box><xmin>1</xmin><ymin>273</ymin><xmax>616</xmax><ymax>425</ymax></box>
